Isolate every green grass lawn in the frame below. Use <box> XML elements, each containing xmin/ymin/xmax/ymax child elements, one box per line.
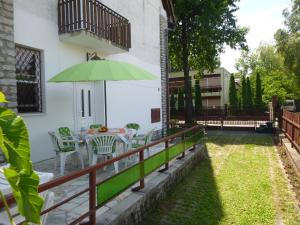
<box><xmin>141</xmin><ymin>134</ymin><xmax>300</xmax><ymax>225</ymax></box>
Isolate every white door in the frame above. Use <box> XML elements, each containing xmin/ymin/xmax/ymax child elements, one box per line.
<box><xmin>75</xmin><ymin>82</ymin><xmax>95</xmax><ymax>131</ymax></box>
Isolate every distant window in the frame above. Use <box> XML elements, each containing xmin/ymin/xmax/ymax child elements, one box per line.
<box><xmin>15</xmin><ymin>45</ymin><xmax>43</xmax><ymax>113</ymax></box>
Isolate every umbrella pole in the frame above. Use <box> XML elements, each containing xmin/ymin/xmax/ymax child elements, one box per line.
<box><xmin>104</xmin><ymin>80</ymin><xmax>107</xmax><ymax>126</ymax></box>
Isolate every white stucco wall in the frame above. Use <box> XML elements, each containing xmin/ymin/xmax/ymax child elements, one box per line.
<box><xmin>14</xmin><ymin>0</ymin><xmax>165</xmax><ymax>162</ymax></box>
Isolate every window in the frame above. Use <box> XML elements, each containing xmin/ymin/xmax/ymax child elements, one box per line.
<box><xmin>15</xmin><ymin>45</ymin><xmax>43</xmax><ymax>113</ymax></box>
<box><xmin>151</xmin><ymin>108</ymin><xmax>161</xmax><ymax>123</ymax></box>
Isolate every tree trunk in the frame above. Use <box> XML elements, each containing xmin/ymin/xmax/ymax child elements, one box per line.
<box><xmin>181</xmin><ymin>20</ymin><xmax>193</xmax><ymax>124</ymax></box>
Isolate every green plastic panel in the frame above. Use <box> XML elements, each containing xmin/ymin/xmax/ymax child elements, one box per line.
<box><xmin>144</xmin><ymin>150</ymin><xmax>167</xmax><ymax>176</ymax></box>
<box><xmin>97</xmin><ymin>163</ymin><xmax>141</xmax><ymax>205</ymax></box>
<box><xmin>97</xmin><ymin>129</ymin><xmax>204</xmax><ymax>206</ymax></box>
<box><xmin>169</xmin><ymin>142</ymin><xmax>184</xmax><ymax>159</ymax></box>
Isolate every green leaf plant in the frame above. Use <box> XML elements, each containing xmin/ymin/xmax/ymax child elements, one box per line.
<box><xmin>0</xmin><ymin>91</ymin><xmax>44</xmax><ymax>225</ymax></box>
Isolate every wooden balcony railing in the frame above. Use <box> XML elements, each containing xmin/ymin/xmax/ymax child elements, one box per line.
<box><xmin>58</xmin><ymin>0</ymin><xmax>131</xmax><ymax>50</ymax></box>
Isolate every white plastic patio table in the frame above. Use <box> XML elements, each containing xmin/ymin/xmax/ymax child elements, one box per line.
<box><xmin>0</xmin><ymin>166</ymin><xmax>54</xmax><ymax>224</ymax></box>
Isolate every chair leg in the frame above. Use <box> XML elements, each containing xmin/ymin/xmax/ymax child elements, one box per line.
<box><xmin>113</xmin><ymin>153</ymin><xmax>119</xmax><ymax>174</ymax></box>
<box><xmin>60</xmin><ymin>153</ymin><xmax>66</xmax><ymax>176</ymax></box>
<box><xmin>78</xmin><ymin>151</ymin><xmax>84</xmax><ymax>168</ymax></box>
<box><xmin>54</xmin><ymin>153</ymin><xmax>58</xmax><ymax>172</ymax></box>
<box><xmin>91</xmin><ymin>154</ymin><xmax>97</xmax><ymax>166</ymax></box>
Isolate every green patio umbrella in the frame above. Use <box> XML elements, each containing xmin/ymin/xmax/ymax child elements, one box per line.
<box><xmin>48</xmin><ymin>59</ymin><xmax>158</xmax><ymax>126</ymax></box>
<box><xmin>48</xmin><ymin>59</ymin><xmax>157</xmax><ymax>82</ymax></box>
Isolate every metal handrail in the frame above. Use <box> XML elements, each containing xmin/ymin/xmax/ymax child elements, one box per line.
<box><xmin>1</xmin><ymin>125</ymin><xmax>204</xmax><ymax>225</ymax></box>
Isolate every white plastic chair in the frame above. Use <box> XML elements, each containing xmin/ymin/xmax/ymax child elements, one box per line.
<box><xmin>132</xmin><ymin>128</ymin><xmax>155</xmax><ymax>157</ymax></box>
<box><xmin>48</xmin><ymin>131</ymin><xmax>84</xmax><ymax>176</ymax></box>
<box><xmin>88</xmin><ymin>135</ymin><xmax>118</xmax><ymax>173</ymax></box>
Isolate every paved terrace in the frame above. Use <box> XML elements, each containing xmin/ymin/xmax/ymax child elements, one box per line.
<box><xmin>33</xmin><ymin>142</ymin><xmax>168</xmax><ymax>225</ymax></box>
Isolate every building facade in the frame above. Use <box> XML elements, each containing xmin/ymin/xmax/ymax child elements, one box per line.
<box><xmin>0</xmin><ymin>0</ymin><xmax>174</xmax><ymax>162</ymax></box>
<box><xmin>169</xmin><ymin>68</ymin><xmax>231</xmax><ymax>108</ymax></box>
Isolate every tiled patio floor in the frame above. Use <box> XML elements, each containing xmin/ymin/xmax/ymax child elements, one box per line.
<box><xmin>33</xmin><ymin>143</ymin><xmax>167</xmax><ymax>225</ymax></box>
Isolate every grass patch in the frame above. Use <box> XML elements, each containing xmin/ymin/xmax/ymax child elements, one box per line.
<box><xmin>141</xmin><ymin>134</ymin><xmax>300</xmax><ymax>225</ymax></box>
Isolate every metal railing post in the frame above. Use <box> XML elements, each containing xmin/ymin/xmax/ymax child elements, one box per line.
<box><xmin>89</xmin><ymin>170</ymin><xmax>96</xmax><ymax>225</ymax></box>
<box><xmin>177</xmin><ymin>133</ymin><xmax>185</xmax><ymax>160</ymax></box>
<box><xmin>132</xmin><ymin>150</ymin><xmax>144</xmax><ymax>191</ymax></box>
<box><xmin>159</xmin><ymin>140</ymin><xmax>169</xmax><ymax>173</ymax></box>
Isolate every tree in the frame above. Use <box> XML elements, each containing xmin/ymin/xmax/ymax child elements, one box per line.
<box><xmin>194</xmin><ymin>80</ymin><xmax>202</xmax><ymax>115</ymax></box>
<box><xmin>246</xmin><ymin>77</ymin><xmax>253</xmax><ymax>108</ymax></box>
<box><xmin>274</xmin><ymin>0</ymin><xmax>300</xmax><ymax>82</ymax></box>
<box><xmin>229</xmin><ymin>74</ymin><xmax>238</xmax><ymax>113</ymax></box>
<box><xmin>170</xmin><ymin>0</ymin><xmax>248</xmax><ymax>123</ymax></box>
<box><xmin>170</xmin><ymin>91</ymin><xmax>177</xmax><ymax>114</ymax></box>
<box><xmin>178</xmin><ymin>89</ymin><xmax>185</xmax><ymax>113</ymax></box>
<box><xmin>241</xmin><ymin>75</ymin><xmax>247</xmax><ymax>108</ymax></box>
<box><xmin>254</xmin><ymin>72</ymin><xmax>263</xmax><ymax>109</ymax></box>
<box><xmin>235</xmin><ymin>44</ymin><xmax>300</xmax><ymax>104</ymax></box>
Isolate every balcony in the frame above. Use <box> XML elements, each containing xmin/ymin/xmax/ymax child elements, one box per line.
<box><xmin>200</xmin><ymin>85</ymin><xmax>222</xmax><ymax>93</ymax></box>
<box><xmin>58</xmin><ymin>0</ymin><xmax>131</xmax><ymax>54</ymax></box>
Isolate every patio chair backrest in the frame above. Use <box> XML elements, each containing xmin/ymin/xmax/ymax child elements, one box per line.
<box><xmin>48</xmin><ymin>132</ymin><xmax>60</xmax><ymax>153</ymax></box>
<box><xmin>125</xmin><ymin>123</ymin><xmax>140</xmax><ymax>136</ymax></box>
<box><xmin>145</xmin><ymin>129</ymin><xmax>155</xmax><ymax>145</ymax></box>
<box><xmin>125</xmin><ymin>129</ymin><xmax>135</xmax><ymax>140</ymax></box>
<box><xmin>58</xmin><ymin>127</ymin><xmax>72</xmax><ymax>140</ymax></box>
<box><xmin>90</xmin><ymin>135</ymin><xmax>116</xmax><ymax>155</ymax></box>
<box><xmin>90</xmin><ymin>124</ymin><xmax>102</xmax><ymax>129</ymax></box>
<box><xmin>48</xmin><ymin>131</ymin><xmax>76</xmax><ymax>153</ymax></box>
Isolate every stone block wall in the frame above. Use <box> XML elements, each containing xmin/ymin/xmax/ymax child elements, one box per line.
<box><xmin>160</xmin><ymin>15</ymin><xmax>169</xmax><ymax>130</ymax></box>
<box><xmin>0</xmin><ymin>0</ymin><xmax>17</xmax><ymax>109</ymax></box>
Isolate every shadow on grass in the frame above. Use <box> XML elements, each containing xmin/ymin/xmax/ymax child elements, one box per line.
<box><xmin>140</xmin><ymin>144</ymin><xmax>224</xmax><ymax>225</ymax></box>
<box><xmin>205</xmin><ymin>130</ymin><xmax>275</xmax><ymax>147</ymax></box>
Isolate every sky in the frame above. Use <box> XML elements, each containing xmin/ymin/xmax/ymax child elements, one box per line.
<box><xmin>220</xmin><ymin>0</ymin><xmax>292</xmax><ymax>73</ymax></box>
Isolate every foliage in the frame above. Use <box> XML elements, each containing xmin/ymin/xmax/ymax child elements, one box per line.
<box><xmin>170</xmin><ymin>92</ymin><xmax>177</xmax><ymax>113</ymax></box>
<box><xmin>177</xmin><ymin>89</ymin><xmax>185</xmax><ymax>113</ymax></box>
<box><xmin>0</xmin><ymin>92</ymin><xmax>7</xmax><ymax>103</ymax></box>
<box><xmin>169</xmin><ymin>0</ymin><xmax>248</xmax><ymax>123</ymax></box>
<box><xmin>229</xmin><ymin>74</ymin><xmax>238</xmax><ymax>107</ymax></box>
<box><xmin>254</xmin><ymin>73</ymin><xmax>263</xmax><ymax>109</ymax></box>
<box><xmin>240</xmin><ymin>75</ymin><xmax>247</xmax><ymax>108</ymax></box>
<box><xmin>194</xmin><ymin>80</ymin><xmax>202</xmax><ymax>114</ymax></box>
<box><xmin>0</xmin><ymin>91</ymin><xmax>44</xmax><ymax>224</ymax></box>
<box><xmin>246</xmin><ymin>77</ymin><xmax>253</xmax><ymax>108</ymax></box>
<box><xmin>141</xmin><ymin>135</ymin><xmax>300</xmax><ymax>225</ymax></box>
<box><xmin>235</xmin><ymin>44</ymin><xmax>300</xmax><ymax>104</ymax></box>
<box><xmin>274</xmin><ymin>0</ymin><xmax>300</xmax><ymax>82</ymax></box>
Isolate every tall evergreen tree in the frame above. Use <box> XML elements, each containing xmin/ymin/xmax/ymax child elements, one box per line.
<box><xmin>170</xmin><ymin>0</ymin><xmax>248</xmax><ymax>123</ymax></box>
<box><xmin>241</xmin><ymin>75</ymin><xmax>247</xmax><ymax>108</ymax></box>
<box><xmin>254</xmin><ymin>72</ymin><xmax>263</xmax><ymax>109</ymax></box>
<box><xmin>194</xmin><ymin>80</ymin><xmax>202</xmax><ymax>115</ymax></box>
<box><xmin>178</xmin><ymin>89</ymin><xmax>185</xmax><ymax>113</ymax></box>
<box><xmin>246</xmin><ymin>77</ymin><xmax>253</xmax><ymax>108</ymax></box>
<box><xmin>170</xmin><ymin>91</ymin><xmax>177</xmax><ymax>114</ymax></box>
<box><xmin>229</xmin><ymin>74</ymin><xmax>238</xmax><ymax>107</ymax></box>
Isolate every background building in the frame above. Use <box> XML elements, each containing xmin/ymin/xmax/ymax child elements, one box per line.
<box><xmin>169</xmin><ymin>67</ymin><xmax>231</xmax><ymax>108</ymax></box>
